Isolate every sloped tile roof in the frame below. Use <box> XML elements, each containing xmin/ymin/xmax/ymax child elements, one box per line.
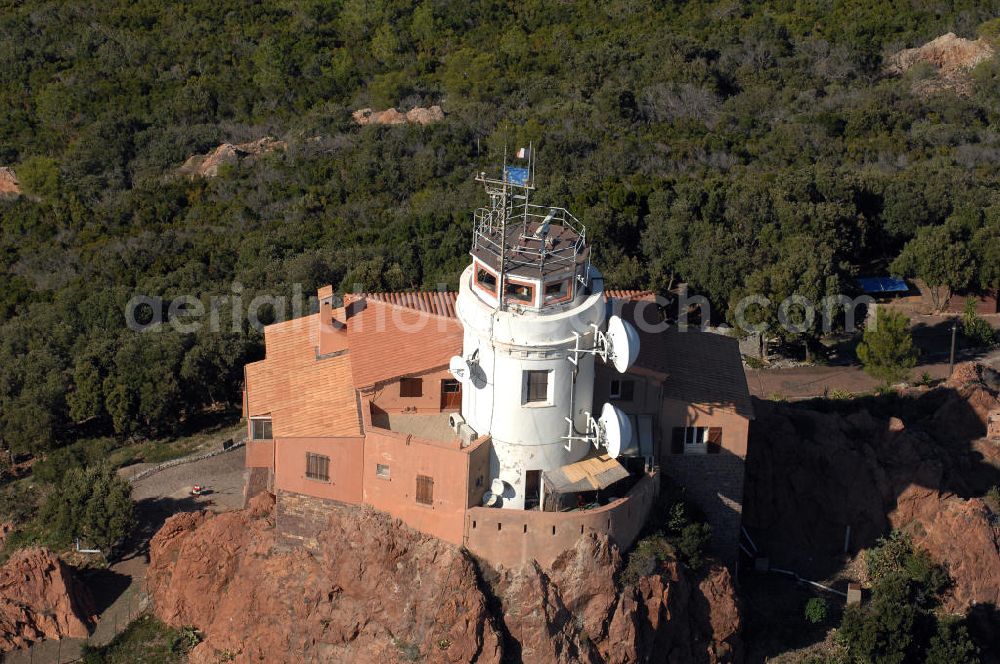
<box><xmin>366</xmin><ymin>291</ymin><xmax>458</xmax><ymax>317</ymax></box>
<box><xmin>244</xmin><ymin>314</ymin><xmax>361</xmax><ymax>437</ymax></box>
<box><xmin>634</xmin><ymin>324</ymin><xmax>754</xmax><ymax>418</ymax></box>
<box><xmin>345</xmin><ymin>297</ymin><xmax>463</xmax><ymax>389</ymax></box>
<box><xmin>358</xmin><ymin>289</ymin><xmax>655</xmax><ymax>318</ymax></box>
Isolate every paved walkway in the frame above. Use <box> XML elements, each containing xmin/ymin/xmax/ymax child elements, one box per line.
<box><xmin>2</xmin><ymin>447</ymin><xmax>246</xmax><ymax>664</ymax></box>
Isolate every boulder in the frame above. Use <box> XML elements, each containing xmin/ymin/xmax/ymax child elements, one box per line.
<box><xmin>353</xmin><ymin>106</ymin><xmax>445</xmax><ymax>126</ymax></box>
<box><xmin>883</xmin><ymin>33</ymin><xmax>995</xmax><ymax>96</ymax></box>
<box><xmin>0</xmin><ymin>167</ymin><xmax>19</xmax><ymax>198</ymax></box>
<box><xmin>0</xmin><ymin>547</ymin><xmax>96</xmax><ymax>651</ymax></box>
<box><xmin>177</xmin><ymin>137</ymin><xmax>286</xmax><ymax>178</ymax></box>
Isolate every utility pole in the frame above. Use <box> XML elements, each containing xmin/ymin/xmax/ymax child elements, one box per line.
<box><xmin>948</xmin><ymin>320</ymin><xmax>958</xmax><ymax>377</ymax></box>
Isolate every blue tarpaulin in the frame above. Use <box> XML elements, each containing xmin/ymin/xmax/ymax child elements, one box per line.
<box><xmin>504</xmin><ymin>166</ymin><xmax>529</xmax><ymax>186</ymax></box>
<box><xmin>857</xmin><ymin>276</ymin><xmax>909</xmax><ymax>294</ymax></box>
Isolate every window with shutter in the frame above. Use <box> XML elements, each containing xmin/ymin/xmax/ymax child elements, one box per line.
<box><xmin>707</xmin><ymin>427</ymin><xmax>723</xmax><ymax>454</ymax></box>
<box><xmin>400</xmin><ymin>377</ymin><xmax>423</xmax><ymax>398</ymax></box>
<box><xmin>416</xmin><ymin>475</ymin><xmax>434</xmax><ymax>505</ymax></box>
<box><xmin>671</xmin><ymin>426</ymin><xmax>719</xmax><ymax>455</ymax></box>
<box><xmin>671</xmin><ymin>427</ymin><xmax>685</xmax><ymax>454</ymax></box>
<box><xmin>610</xmin><ymin>380</ymin><xmax>635</xmax><ymax>401</ymax></box>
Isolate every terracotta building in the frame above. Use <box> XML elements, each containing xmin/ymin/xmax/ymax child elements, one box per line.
<box><xmin>242</xmin><ymin>169</ymin><xmax>752</xmax><ymax>568</ymax></box>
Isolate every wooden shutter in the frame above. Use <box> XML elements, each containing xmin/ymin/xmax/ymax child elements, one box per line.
<box><xmin>416</xmin><ymin>475</ymin><xmax>434</xmax><ymax>505</ymax></box>
<box><xmin>707</xmin><ymin>427</ymin><xmax>723</xmax><ymax>454</ymax></box>
<box><xmin>400</xmin><ymin>378</ymin><xmax>423</xmax><ymax>398</ymax></box>
<box><xmin>671</xmin><ymin>428</ymin><xmax>684</xmax><ymax>454</ymax></box>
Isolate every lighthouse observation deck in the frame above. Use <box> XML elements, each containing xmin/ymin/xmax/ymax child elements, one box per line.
<box><xmin>471</xmin><ymin>204</ymin><xmax>591</xmax><ymax>279</ymax></box>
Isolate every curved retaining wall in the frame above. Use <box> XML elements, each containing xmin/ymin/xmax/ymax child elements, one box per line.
<box><xmin>463</xmin><ymin>471</ymin><xmax>658</xmax><ymax>569</ymax></box>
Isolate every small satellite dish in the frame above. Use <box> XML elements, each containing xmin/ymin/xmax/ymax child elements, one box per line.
<box><xmin>483</xmin><ymin>491</ymin><xmax>500</xmax><ymax>507</ymax></box>
<box><xmin>449</xmin><ymin>355</ymin><xmax>470</xmax><ymax>381</ymax></box>
<box><xmin>491</xmin><ymin>478</ymin><xmax>506</xmax><ymax>496</ymax></box>
<box><xmin>606</xmin><ymin>315</ymin><xmax>640</xmax><ymax>373</ymax></box>
<box><xmin>598</xmin><ymin>402</ymin><xmax>632</xmax><ymax>460</ymax></box>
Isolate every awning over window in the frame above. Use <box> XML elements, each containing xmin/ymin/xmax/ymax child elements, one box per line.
<box><xmin>542</xmin><ymin>454</ymin><xmax>630</xmax><ymax>495</ymax></box>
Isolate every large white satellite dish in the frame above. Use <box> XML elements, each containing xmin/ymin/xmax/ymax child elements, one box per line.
<box><xmin>606</xmin><ymin>316</ymin><xmax>640</xmax><ymax>373</ymax></box>
<box><xmin>490</xmin><ymin>478</ymin><xmax>506</xmax><ymax>496</ymax></box>
<box><xmin>449</xmin><ymin>355</ymin><xmax>470</xmax><ymax>382</ymax></box>
<box><xmin>597</xmin><ymin>402</ymin><xmax>631</xmax><ymax>459</ymax></box>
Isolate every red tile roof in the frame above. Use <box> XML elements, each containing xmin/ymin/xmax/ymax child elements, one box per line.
<box><xmin>634</xmin><ymin>325</ymin><xmax>754</xmax><ymax>418</ymax></box>
<box><xmin>345</xmin><ymin>297</ymin><xmax>463</xmax><ymax>389</ymax></box>
<box><xmin>245</xmin><ymin>314</ymin><xmax>361</xmax><ymax>437</ymax></box>
<box><xmin>358</xmin><ymin>289</ymin><xmax>655</xmax><ymax>319</ymax></box>
<box><xmin>366</xmin><ymin>291</ymin><xmax>458</xmax><ymax>317</ymax></box>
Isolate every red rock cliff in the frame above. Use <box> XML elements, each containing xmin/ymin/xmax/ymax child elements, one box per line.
<box><xmin>147</xmin><ymin>492</ymin><xmax>742</xmax><ymax>663</ymax></box>
<box><xmin>0</xmin><ymin>547</ymin><xmax>96</xmax><ymax>651</ymax></box>
<box><xmin>743</xmin><ymin>362</ymin><xmax>1000</xmax><ymax>614</ymax></box>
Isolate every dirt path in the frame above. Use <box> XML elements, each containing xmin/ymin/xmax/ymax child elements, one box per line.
<box><xmin>747</xmin><ymin>348</ymin><xmax>1000</xmax><ymax>400</ymax></box>
<box><xmin>2</xmin><ymin>447</ymin><xmax>246</xmax><ymax>664</ymax></box>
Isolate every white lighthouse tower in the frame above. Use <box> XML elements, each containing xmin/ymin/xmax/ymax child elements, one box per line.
<box><xmin>452</xmin><ymin>158</ymin><xmax>638</xmax><ymax>510</ymax></box>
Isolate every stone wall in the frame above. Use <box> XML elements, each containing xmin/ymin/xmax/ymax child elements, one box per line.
<box><xmin>243</xmin><ymin>467</ymin><xmax>273</xmax><ymax>506</ymax></box>
<box><xmin>275</xmin><ymin>490</ymin><xmax>357</xmax><ymax>551</ymax></box>
<box><xmin>464</xmin><ymin>472</ymin><xmax>658</xmax><ymax>569</ymax></box>
<box><xmin>660</xmin><ymin>452</ymin><xmax>745</xmax><ymax>564</ymax></box>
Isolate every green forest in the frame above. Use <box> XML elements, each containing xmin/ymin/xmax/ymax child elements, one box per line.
<box><xmin>3</xmin><ymin>0</ymin><xmax>1000</xmax><ymax>457</ymax></box>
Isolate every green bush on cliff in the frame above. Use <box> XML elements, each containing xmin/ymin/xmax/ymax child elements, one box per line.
<box><xmin>837</xmin><ymin>530</ymin><xmax>977</xmax><ymax>663</ymax></box>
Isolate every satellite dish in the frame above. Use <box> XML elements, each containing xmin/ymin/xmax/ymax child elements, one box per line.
<box><xmin>449</xmin><ymin>355</ymin><xmax>470</xmax><ymax>382</ymax></box>
<box><xmin>490</xmin><ymin>478</ymin><xmax>506</xmax><ymax>496</ymax></box>
<box><xmin>598</xmin><ymin>402</ymin><xmax>632</xmax><ymax>460</ymax></box>
<box><xmin>606</xmin><ymin>315</ymin><xmax>640</xmax><ymax>373</ymax></box>
<box><xmin>483</xmin><ymin>491</ymin><xmax>500</xmax><ymax>507</ymax></box>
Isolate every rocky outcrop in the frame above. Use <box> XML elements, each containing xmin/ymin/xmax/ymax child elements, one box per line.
<box><xmin>884</xmin><ymin>32</ymin><xmax>995</xmax><ymax>95</ymax></box>
<box><xmin>352</xmin><ymin>106</ymin><xmax>445</xmax><ymax>126</ymax></box>
<box><xmin>744</xmin><ymin>362</ymin><xmax>1000</xmax><ymax>613</ymax></box>
<box><xmin>148</xmin><ymin>492</ymin><xmax>742</xmax><ymax>663</ymax></box>
<box><xmin>0</xmin><ymin>167</ymin><xmax>20</xmax><ymax>198</ymax></box>
<box><xmin>0</xmin><ymin>547</ymin><xmax>96</xmax><ymax>651</ymax></box>
<box><xmin>177</xmin><ymin>137</ymin><xmax>286</xmax><ymax>178</ymax></box>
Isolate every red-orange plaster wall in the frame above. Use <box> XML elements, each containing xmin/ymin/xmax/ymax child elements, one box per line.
<box><xmin>273</xmin><ymin>436</ymin><xmax>365</xmax><ymax>504</ymax></box>
<box><xmin>361</xmin><ymin>428</ymin><xmax>479</xmax><ymax>545</ymax></box>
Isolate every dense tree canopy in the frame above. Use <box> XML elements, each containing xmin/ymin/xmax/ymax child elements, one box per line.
<box><xmin>2</xmin><ymin>1</ymin><xmax>1000</xmax><ymax>453</ymax></box>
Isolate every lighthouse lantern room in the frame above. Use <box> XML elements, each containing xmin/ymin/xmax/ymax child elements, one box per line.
<box><xmin>453</xmin><ymin>156</ymin><xmax>638</xmax><ymax>511</ymax></box>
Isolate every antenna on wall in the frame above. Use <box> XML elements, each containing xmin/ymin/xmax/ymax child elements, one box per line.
<box><xmin>562</xmin><ymin>402</ymin><xmax>631</xmax><ymax>459</ymax></box>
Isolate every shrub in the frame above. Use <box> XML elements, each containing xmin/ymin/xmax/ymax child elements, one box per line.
<box><xmin>963</xmin><ymin>300</ymin><xmax>996</xmax><ymax>348</ymax></box>
<box><xmin>838</xmin><ymin>575</ymin><xmax>917</xmax><ymax>663</ymax></box>
<box><xmin>804</xmin><ymin>597</ymin><xmax>828</xmax><ymax>624</ymax></box>
<box><xmin>857</xmin><ymin>309</ymin><xmax>918</xmax><ymax>386</ymax></box>
<box><xmin>925</xmin><ymin>616</ymin><xmax>979</xmax><ymax>664</ymax></box>
<box><xmin>986</xmin><ymin>485</ymin><xmax>1000</xmax><ymax>514</ymax></box>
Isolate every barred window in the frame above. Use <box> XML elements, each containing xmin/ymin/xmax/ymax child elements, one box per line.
<box><xmin>376</xmin><ymin>463</ymin><xmax>390</xmax><ymax>479</ymax></box>
<box><xmin>306</xmin><ymin>453</ymin><xmax>330</xmax><ymax>481</ymax></box>
<box><xmin>416</xmin><ymin>474</ymin><xmax>434</xmax><ymax>505</ymax></box>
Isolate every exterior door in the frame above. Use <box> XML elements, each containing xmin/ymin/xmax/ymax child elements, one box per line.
<box><xmin>524</xmin><ymin>470</ymin><xmax>541</xmax><ymax>510</ymax></box>
<box><xmin>441</xmin><ymin>379</ymin><xmax>461</xmax><ymax>410</ymax></box>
